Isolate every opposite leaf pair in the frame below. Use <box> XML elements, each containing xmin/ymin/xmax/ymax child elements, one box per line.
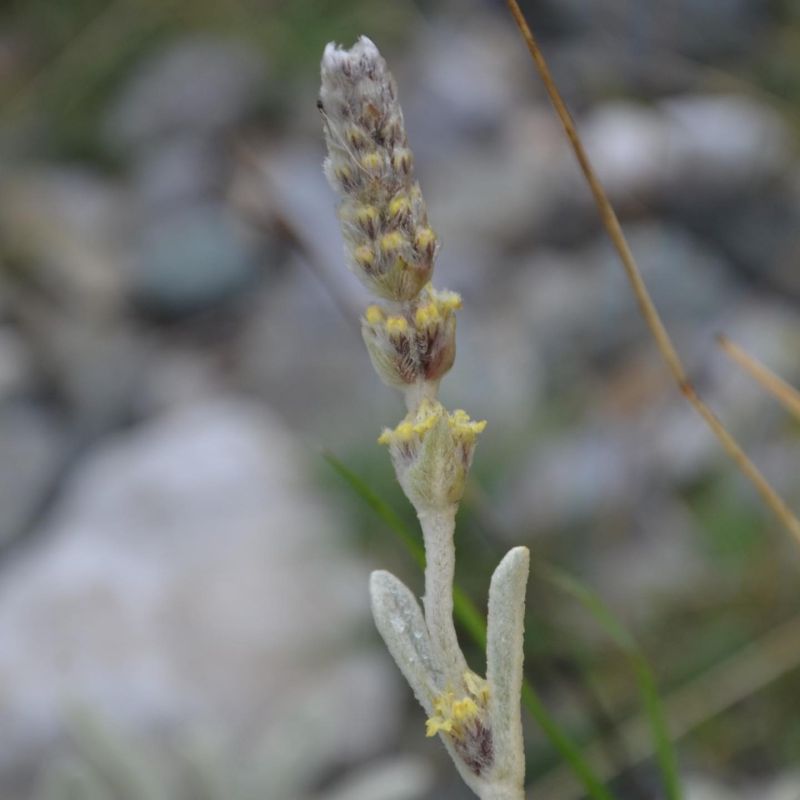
<box><xmin>371</xmin><ymin>547</ymin><xmax>529</xmax><ymax>800</ymax></box>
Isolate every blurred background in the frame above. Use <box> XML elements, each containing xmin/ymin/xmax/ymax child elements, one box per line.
<box><xmin>1</xmin><ymin>0</ymin><xmax>800</xmax><ymax>798</ymax></box>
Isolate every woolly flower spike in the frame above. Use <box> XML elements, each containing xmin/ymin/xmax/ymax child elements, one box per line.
<box><xmin>320</xmin><ymin>37</ymin><xmax>438</xmax><ymax>301</ymax></box>
<box><xmin>362</xmin><ymin>284</ymin><xmax>461</xmax><ymax>396</ymax></box>
<box><xmin>371</xmin><ymin>548</ymin><xmax>530</xmax><ymax>800</ymax></box>
<box><xmin>378</xmin><ymin>399</ymin><xmax>486</xmax><ymax>513</ymax></box>
<box><xmin>321</xmin><ymin>38</ymin><xmax>529</xmax><ymax>800</ymax></box>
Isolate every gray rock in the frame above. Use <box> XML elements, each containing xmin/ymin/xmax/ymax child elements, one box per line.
<box><xmin>0</xmin><ymin>168</ymin><xmax>131</xmax><ymax>316</ymax></box>
<box><xmin>761</xmin><ymin>773</ymin><xmax>800</xmax><ymax>800</ymax></box>
<box><xmin>540</xmin><ymin>0</ymin><xmax>766</xmax><ymax>59</ymax></box>
<box><xmin>15</xmin><ymin>302</ymin><xmax>148</xmax><ymax>432</ymax></box>
<box><xmin>133</xmin><ymin>203</ymin><xmax>258</xmax><ymax>317</ymax></box>
<box><xmin>580</xmin><ymin>101</ymin><xmax>670</xmax><ymax>200</ymax></box>
<box><xmin>131</xmin><ymin>136</ymin><xmax>225</xmax><ymax>214</ymax></box>
<box><xmin>685</xmin><ymin>776</ymin><xmax>739</xmax><ymax>800</ymax></box>
<box><xmin>406</xmin><ymin>20</ymin><xmax>526</xmax><ymax>144</ymax></box>
<box><xmin>0</xmin><ymin>327</ymin><xmax>33</xmax><ymax>400</ymax></box>
<box><xmin>509</xmin><ymin>224</ymin><xmax>738</xmax><ymax>362</ymax></box>
<box><xmin>0</xmin><ymin>405</ymin><xmax>65</xmax><ymax>548</ymax></box>
<box><xmin>591</xmin><ymin>499</ymin><xmax>709</xmax><ymax>623</ymax></box>
<box><xmin>508</xmin><ymin>247</ymin><xmax>607</xmax><ymax>362</ymax></box>
<box><xmin>502</xmin><ymin>427</ymin><xmax>639</xmax><ymax>531</ymax></box>
<box><xmin>453</xmin><ymin>306</ymin><xmax>545</xmax><ymax>425</ymax></box>
<box><xmin>580</xmin><ymin>95</ymin><xmax>791</xmax><ymax>202</ymax></box>
<box><xmin>235</xmin><ymin>249</ymin><xmax>383</xmax><ymax>440</ymax></box>
<box><xmin>426</xmin><ymin>107</ymin><xmax>568</xmax><ymax>248</ymax></box>
<box><xmin>318</xmin><ymin>756</ymin><xmax>434</xmax><ymax>800</ymax></box>
<box><xmin>546</xmin><ymin>36</ymin><xmax>698</xmax><ymax>101</ymax></box>
<box><xmin>243</xmin><ymin>145</ymin><xmax>370</xmax><ymax>311</ymax></box>
<box><xmin>646</xmin><ymin>401</ymin><xmax>720</xmax><ymax>485</ymax></box>
<box><xmin>686</xmin><ymin>773</ymin><xmax>800</xmax><ymax>800</ymax></box>
<box><xmin>32</xmin><ymin>727</ymin><xmax>433</xmax><ymax>800</ymax></box>
<box><xmin>681</xmin><ymin>177</ymin><xmax>800</xmax><ymax>298</ymax></box>
<box><xmin>133</xmin><ymin>347</ymin><xmax>226</xmax><ymax>417</ymax></box>
<box><xmin>704</xmin><ymin>301</ymin><xmax>800</xmax><ymax>428</ymax></box>
<box><xmin>0</xmin><ymin>398</ymin><xmax>400</xmax><ymax>784</ymax></box>
<box><xmin>104</xmin><ymin>37</ymin><xmax>266</xmax><ymax>149</ymax></box>
<box><xmin>661</xmin><ymin>94</ymin><xmax>791</xmax><ymax>190</ymax></box>
<box><xmin>579</xmin><ymin>223</ymin><xmax>738</xmax><ymax>350</ymax></box>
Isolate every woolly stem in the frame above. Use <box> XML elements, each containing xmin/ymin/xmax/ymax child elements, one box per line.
<box><xmin>404</xmin><ymin>379</ymin><xmax>441</xmax><ymax>413</ymax></box>
<box><xmin>418</xmin><ymin>504</ymin><xmax>468</xmax><ymax>682</ymax></box>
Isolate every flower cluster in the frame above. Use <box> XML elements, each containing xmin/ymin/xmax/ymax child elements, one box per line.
<box><xmin>426</xmin><ymin>672</ymin><xmax>492</xmax><ymax>769</ymax></box>
<box><xmin>426</xmin><ymin>689</ymin><xmax>484</xmax><ymax>739</ymax></box>
<box><xmin>320</xmin><ymin>36</ymin><xmax>437</xmax><ymax>302</ymax></box>
<box><xmin>362</xmin><ymin>284</ymin><xmax>461</xmax><ymax>392</ymax></box>
<box><xmin>321</xmin><ymin>37</ymin><xmax>529</xmax><ymax>800</ymax></box>
<box><xmin>378</xmin><ymin>399</ymin><xmax>486</xmax><ymax>511</ymax></box>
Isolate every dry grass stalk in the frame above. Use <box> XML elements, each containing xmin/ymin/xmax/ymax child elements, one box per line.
<box><xmin>506</xmin><ymin>0</ymin><xmax>800</xmax><ymax>548</ymax></box>
<box><xmin>717</xmin><ymin>334</ymin><xmax>800</xmax><ymax>421</ymax></box>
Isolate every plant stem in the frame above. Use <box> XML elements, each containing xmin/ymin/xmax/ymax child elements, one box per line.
<box><xmin>404</xmin><ymin>379</ymin><xmax>441</xmax><ymax>412</ymax></box>
<box><xmin>418</xmin><ymin>504</ymin><xmax>469</xmax><ymax>681</ymax></box>
<box><xmin>326</xmin><ymin>453</ymin><xmax>621</xmax><ymax>800</ymax></box>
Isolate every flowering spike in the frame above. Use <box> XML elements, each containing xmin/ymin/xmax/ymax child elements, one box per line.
<box><xmin>321</xmin><ymin>38</ymin><xmax>527</xmax><ymax>800</ymax></box>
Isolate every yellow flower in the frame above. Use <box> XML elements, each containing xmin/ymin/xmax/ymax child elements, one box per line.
<box><xmin>426</xmin><ymin>673</ymin><xmax>488</xmax><ymax>739</ymax></box>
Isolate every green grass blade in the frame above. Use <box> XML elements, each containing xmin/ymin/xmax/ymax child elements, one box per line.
<box><xmin>324</xmin><ymin>452</ymin><xmax>619</xmax><ymax>800</ymax></box>
<box><xmin>520</xmin><ymin>682</ymin><xmax>617</xmax><ymax>800</ymax></box>
<box><xmin>323</xmin><ymin>451</ymin><xmax>425</xmax><ymax>566</ymax></box>
<box><xmin>541</xmin><ymin>564</ymin><xmax>683</xmax><ymax>800</ymax></box>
